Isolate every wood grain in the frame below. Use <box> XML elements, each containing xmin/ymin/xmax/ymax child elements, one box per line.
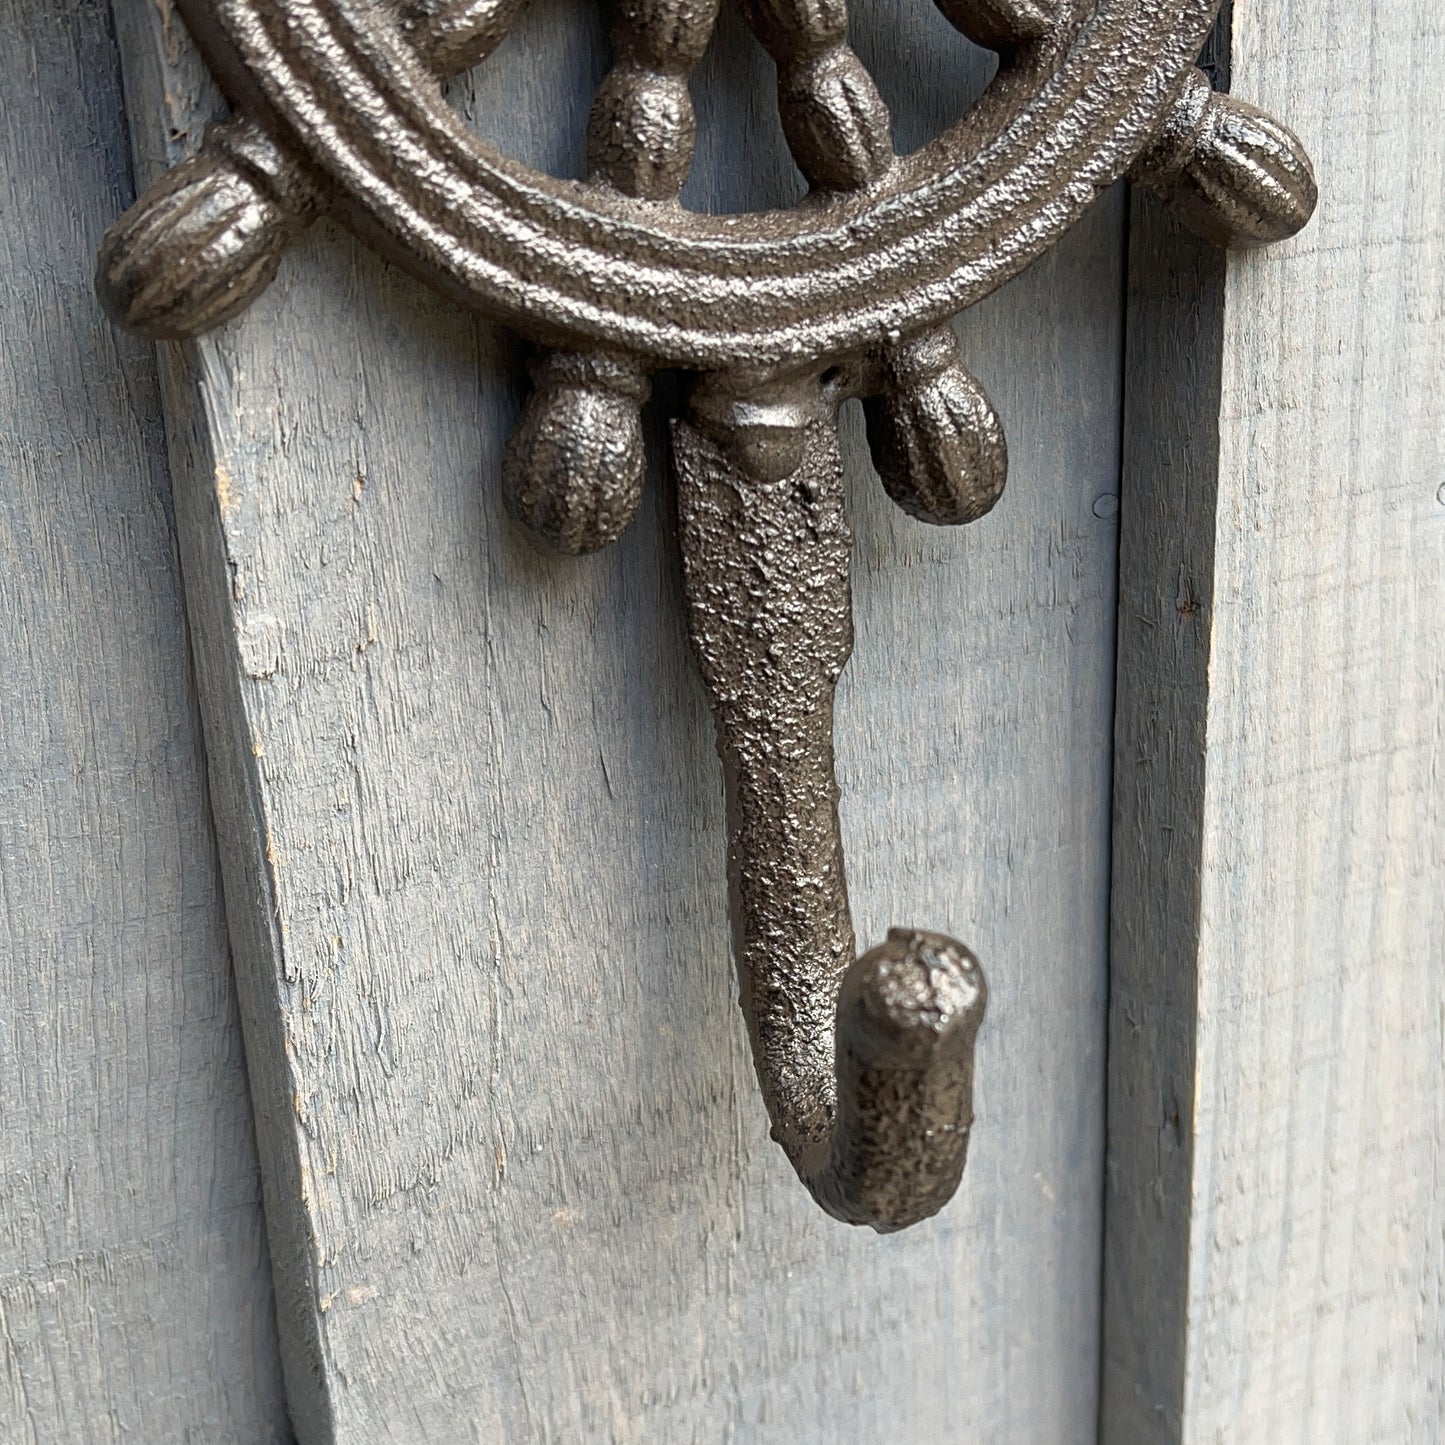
<box><xmin>112</xmin><ymin>2</ymin><xmax>1129</xmax><ymax>1438</ymax></box>
<box><xmin>1103</xmin><ymin>2</ymin><xmax>1445</xmax><ymax>1440</ymax></box>
<box><xmin>0</xmin><ymin>2</ymin><xmax>288</xmax><ymax>1439</ymax></box>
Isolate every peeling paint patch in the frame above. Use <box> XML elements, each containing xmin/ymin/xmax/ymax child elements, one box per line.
<box><xmin>238</xmin><ymin>612</ymin><xmax>286</xmax><ymax>678</ymax></box>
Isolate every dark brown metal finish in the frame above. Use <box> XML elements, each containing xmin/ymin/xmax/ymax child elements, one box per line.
<box><xmin>676</xmin><ymin>411</ymin><xmax>986</xmax><ymax>1229</ymax></box>
<box><xmin>96</xmin><ymin>0</ymin><xmax>1316</xmax><ymax>1230</ymax></box>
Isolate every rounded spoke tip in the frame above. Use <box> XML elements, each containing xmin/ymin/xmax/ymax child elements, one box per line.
<box><xmin>501</xmin><ymin>351</ymin><xmax>650</xmax><ymax>554</ymax></box>
<box><xmin>1133</xmin><ymin>69</ymin><xmax>1318</xmax><ymax>248</ymax></box>
<box><xmin>95</xmin><ymin>121</ymin><xmax>320</xmax><ymax>340</ymax></box>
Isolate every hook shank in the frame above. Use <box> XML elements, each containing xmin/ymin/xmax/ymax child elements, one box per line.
<box><xmin>673</xmin><ymin>409</ymin><xmax>986</xmax><ymax>1231</ymax></box>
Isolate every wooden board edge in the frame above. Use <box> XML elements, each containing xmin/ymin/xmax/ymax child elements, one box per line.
<box><xmin>1097</xmin><ymin>190</ymin><xmax>1227</xmax><ymax>1445</ymax></box>
<box><xmin>106</xmin><ymin>7</ymin><xmax>335</xmax><ymax>1438</ymax></box>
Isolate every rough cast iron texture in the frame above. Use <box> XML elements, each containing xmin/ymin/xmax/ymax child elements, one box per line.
<box><xmin>96</xmin><ymin>0</ymin><xmax>1316</xmax><ymax>1231</ymax></box>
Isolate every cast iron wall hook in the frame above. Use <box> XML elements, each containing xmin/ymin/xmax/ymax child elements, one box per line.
<box><xmin>676</xmin><ymin>387</ymin><xmax>989</xmax><ymax>1230</ymax></box>
<box><xmin>95</xmin><ymin>0</ymin><xmax>1315</xmax><ymax>1230</ymax></box>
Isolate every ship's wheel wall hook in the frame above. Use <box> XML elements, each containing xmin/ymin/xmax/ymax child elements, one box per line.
<box><xmin>96</xmin><ymin>0</ymin><xmax>1316</xmax><ymax>1231</ymax></box>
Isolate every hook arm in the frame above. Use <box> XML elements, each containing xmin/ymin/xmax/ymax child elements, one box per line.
<box><xmin>673</xmin><ymin>403</ymin><xmax>986</xmax><ymax>1232</ymax></box>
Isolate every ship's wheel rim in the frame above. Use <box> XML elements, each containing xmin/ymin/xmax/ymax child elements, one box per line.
<box><xmin>179</xmin><ymin>0</ymin><xmax>1220</xmax><ymax>369</ymax></box>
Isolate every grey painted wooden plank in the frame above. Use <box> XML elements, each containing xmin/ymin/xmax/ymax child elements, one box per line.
<box><xmin>1102</xmin><ymin>3</ymin><xmax>1445</xmax><ymax>1441</ymax></box>
<box><xmin>113</xmin><ymin>4</ymin><xmax>1129</xmax><ymax>1439</ymax></box>
<box><xmin>0</xmin><ymin>2</ymin><xmax>289</xmax><ymax>1440</ymax></box>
